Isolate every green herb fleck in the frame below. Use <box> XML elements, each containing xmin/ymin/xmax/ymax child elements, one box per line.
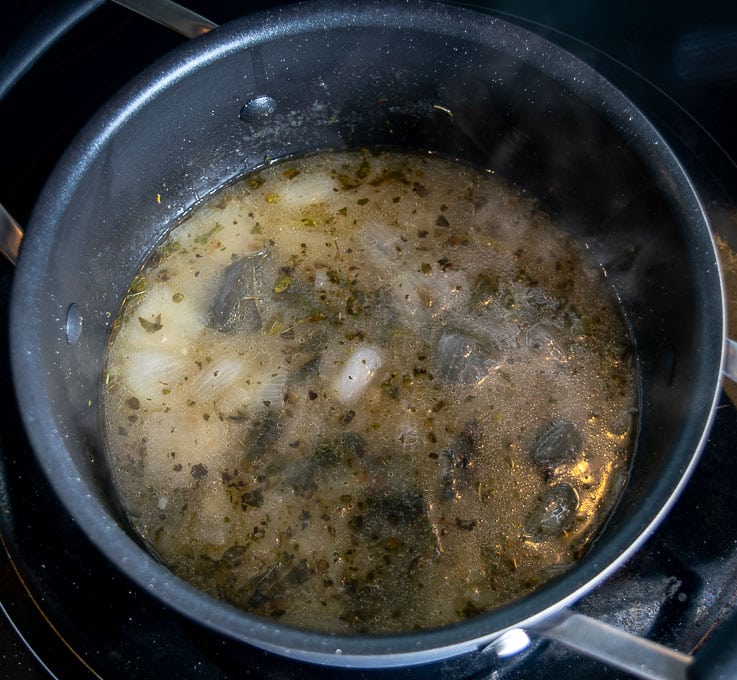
<box><xmin>273</xmin><ymin>273</ymin><xmax>293</xmax><ymax>294</ymax></box>
<box><xmin>356</xmin><ymin>157</ymin><xmax>371</xmax><ymax>179</ymax></box>
<box><xmin>130</xmin><ymin>274</ymin><xmax>147</xmax><ymax>295</ymax></box>
<box><xmin>194</xmin><ymin>222</ymin><xmax>224</xmax><ymax>245</ymax></box>
<box><xmin>469</xmin><ymin>273</ymin><xmax>499</xmax><ymax>310</ymax></box>
<box><xmin>139</xmin><ymin>314</ymin><xmax>163</xmax><ymax>333</ymax></box>
<box><xmin>380</xmin><ymin>375</ymin><xmax>400</xmax><ymax>399</ymax></box>
<box><xmin>159</xmin><ymin>241</ymin><xmax>182</xmax><ymax>258</ymax></box>
<box><xmin>346</xmin><ymin>290</ymin><xmax>366</xmax><ymax>316</ymax></box>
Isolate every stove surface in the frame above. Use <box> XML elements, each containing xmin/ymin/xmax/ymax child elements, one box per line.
<box><xmin>1</xmin><ymin>1</ymin><xmax>737</xmax><ymax>678</ymax></box>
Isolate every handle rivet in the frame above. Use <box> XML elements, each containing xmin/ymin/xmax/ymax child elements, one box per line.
<box><xmin>65</xmin><ymin>303</ymin><xmax>82</xmax><ymax>345</ymax></box>
<box><xmin>239</xmin><ymin>95</ymin><xmax>277</xmax><ymax>122</ymax></box>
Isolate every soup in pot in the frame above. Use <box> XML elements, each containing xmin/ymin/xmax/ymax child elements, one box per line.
<box><xmin>102</xmin><ymin>149</ymin><xmax>636</xmax><ymax>633</ymax></box>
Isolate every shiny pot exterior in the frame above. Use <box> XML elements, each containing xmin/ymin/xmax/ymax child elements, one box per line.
<box><xmin>9</xmin><ymin>0</ymin><xmax>725</xmax><ymax>667</ymax></box>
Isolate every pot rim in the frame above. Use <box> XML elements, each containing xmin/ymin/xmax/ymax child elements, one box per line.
<box><xmin>9</xmin><ymin>0</ymin><xmax>727</xmax><ymax>667</ymax></box>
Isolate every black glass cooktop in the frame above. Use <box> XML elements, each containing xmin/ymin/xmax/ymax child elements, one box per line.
<box><xmin>1</xmin><ymin>1</ymin><xmax>737</xmax><ymax>678</ymax></box>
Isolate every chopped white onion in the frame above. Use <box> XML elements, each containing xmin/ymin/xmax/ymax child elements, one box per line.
<box><xmin>277</xmin><ymin>173</ymin><xmax>338</xmax><ymax>207</ymax></box>
<box><xmin>191</xmin><ymin>481</ymin><xmax>232</xmax><ymax>545</ymax></box>
<box><xmin>129</xmin><ymin>283</ymin><xmax>208</xmax><ymax>350</ymax></box>
<box><xmin>258</xmin><ymin>369</ymin><xmax>288</xmax><ymax>407</ymax></box>
<box><xmin>143</xmin><ymin>411</ymin><xmax>227</xmax><ymax>489</ymax></box>
<box><xmin>332</xmin><ymin>344</ymin><xmax>383</xmax><ymax>406</ymax></box>
<box><xmin>124</xmin><ymin>350</ymin><xmax>186</xmax><ymax>402</ymax></box>
<box><xmin>193</xmin><ymin>358</ymin><xmax>244</xmax><ymax>399</ymax></box>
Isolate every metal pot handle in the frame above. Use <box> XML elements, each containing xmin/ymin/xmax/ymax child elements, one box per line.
<box><xmin>724</xmin><ymin>338</ymin><xmax>737</xmax><ymax>382</ymax></box>
<box><xmin>0</xmin><ymin>4</ymin><xmax>216</xmax><ymax>266</ymax></box>
<box><xmin>0</xmin><ymin>203</ymin><xmax>22</xmax><ymax>266</ymax></box>
<box><xmin>503</xmin><ymin>607</ymin><xmax>737</xmax><ymax>680</ymax></box>
<box><xmin>110</xmin><ymin>0</ymin><xmax>217</xmax><ymax>38</ymax></box>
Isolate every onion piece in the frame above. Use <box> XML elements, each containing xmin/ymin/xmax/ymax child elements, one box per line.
<box><xmin>277</xmin><ymin>173</ymin><xmax>338</xmax><ymax>207</ymax></box>
<box><xmin>191</xmin><ymin>481</ymin><xmax>232</xmax><ymax>545</ymax></box>
<box><xmin>124</xmin><ymin>350</ymin><xmax>186</xmax><ymax>402</ymax></box>
<box><xmin>193</xmin><ymin>358</ymin><xmax>244</xmax><ymax>399</ymax></box>
<box><xmin>142</xmin><ymin>411</ymin><xmax>227</xmax><ymax>489</ymax></box>
<box><xmin>128</xmin><ymin>283</ymin><xmax>208</xmax><ymax>350</ymax></box>
<box><xmin>332</xmin><ymin>344</ymin><xmax>383</xmax><ymax>406</ymax></box>
<box><xmin>258</xmin><ymin>369</ymin><xmax>288</xmax><ymax>407</ymax></box>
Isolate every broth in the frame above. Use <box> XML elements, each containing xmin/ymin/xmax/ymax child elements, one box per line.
<box><xmin>102</xmin><ymin>149</ymin><xmax>636</xmax><ymax>633</ymax></box>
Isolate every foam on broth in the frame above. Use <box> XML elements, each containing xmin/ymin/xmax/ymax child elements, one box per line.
<box><xmin>102</xmin><ymin>150</ymin><xmax>636</xmax><ymax>633</ymax></box>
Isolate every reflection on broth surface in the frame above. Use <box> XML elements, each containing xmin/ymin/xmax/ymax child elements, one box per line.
<box><xmin>103</xmin><ymin>150</ymin><xmax>636</xmax><ymax>633</ymax></box>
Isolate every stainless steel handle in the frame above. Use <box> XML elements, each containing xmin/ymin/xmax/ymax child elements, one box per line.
<box><xmin>534</xmin><ymin>611</ymin><xmax>693</xmax><ymax>680</ymax></box>
<box><xmin>724</xmin><ymin>338</ymin><xmax>737</xmax><ymax>382</ymax></box>
<box><xmin>0</xmin><ymin>203</ymin><xmax>23</xmax><ymax>265</ymax></box>
<box><xmin>110</xmin><ymin>0</ymin><xmax>218</xmax><ymax>39</ymax></box>
<box><xmin>0</xmin><ymin>0</ymin><xmax>219</xmax><ymax>269</ymax></box>
<box><xmin>521</xmin><ymin>605</ymin><xmax>737</xmax><ymax>680</ymax></box>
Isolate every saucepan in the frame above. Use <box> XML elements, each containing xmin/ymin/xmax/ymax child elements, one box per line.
<box><xmin>3</xmin><ymin>1</ymin><xmax>737</xmax><ymax>677</ymax></box>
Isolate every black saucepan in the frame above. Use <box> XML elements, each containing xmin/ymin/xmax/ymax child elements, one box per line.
<box><xmin>7</xmin><ymin>0</ymin><xmax>734</xmax><ymax>675</ymax></box>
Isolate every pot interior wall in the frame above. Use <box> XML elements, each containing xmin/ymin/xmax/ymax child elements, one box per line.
<box><xmin>16</xmin><ymin>3</ymin><xmax>724</xmax><ymax>657</ymax></box>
